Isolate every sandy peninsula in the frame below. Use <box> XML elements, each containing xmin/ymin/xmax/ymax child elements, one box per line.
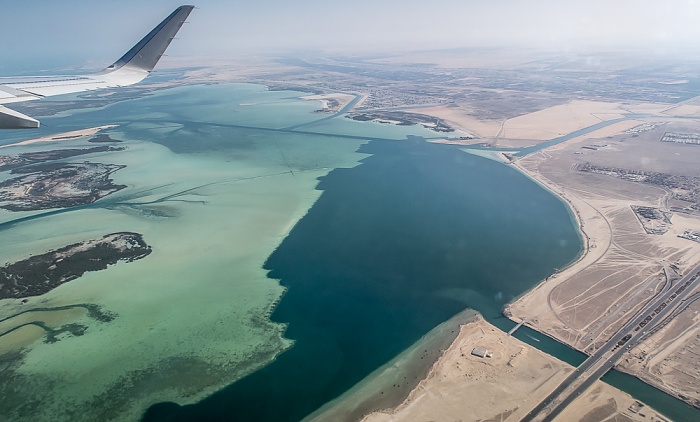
<box><xmin>362</xmin><ymin>316</ymin><xmax>663</xmax><ymax>422</ymax></box>
<box><xmin>0</xmin><ymin>125</ymin><xmax>116</xmax><ymax>149</ymax></box>
<box><xmin>302</xmin><ymin>93</ymin><xmax>356</xmax><ymax>113</ymax></box>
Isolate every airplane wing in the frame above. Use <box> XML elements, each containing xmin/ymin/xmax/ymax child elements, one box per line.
<box><xmin>0</xmin><ymin>5</ymin><xmax>194</xmax><ymax>129</ymax></box>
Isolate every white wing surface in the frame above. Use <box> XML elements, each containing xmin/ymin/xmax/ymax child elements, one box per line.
<box><xmin>0</xmin><ymin>5</ymin><xmax>194</xmax><ymax>129</ymax></box>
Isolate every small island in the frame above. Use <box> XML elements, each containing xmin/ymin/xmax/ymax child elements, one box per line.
<box><xmin>0</xmin><ymin>146</ymin><xmax>124</xmax><ymax>172</ymax></box>
<box><xmin>87</xmin><ymin>134</ymin><xmax>123</xmax><ymax>144</ymax></box>
<box><xmin>0</xmin><ymin>162</ymin><xmax>126</xmax><ymax>211</ymax></box>
<box><xmin>0</xmin><ymin>232</ymin><xmax>152</xmax><ymax>299</ymax></box>
<box><xmin>347</xmin><ymin>111</ymin><xmax>455</xmax><ymax>132</ymax></box>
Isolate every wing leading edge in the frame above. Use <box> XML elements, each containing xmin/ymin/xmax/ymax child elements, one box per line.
<box><xmin>0</xmin><ymin>5</ymin><xmax>194</xmax><ymax>129</ymax></box>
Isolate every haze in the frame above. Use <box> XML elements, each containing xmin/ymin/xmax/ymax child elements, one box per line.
<box><xmin>2</xmin><ymin>0</ymin><xmax>700</xmax><ymax>72</ymax></box>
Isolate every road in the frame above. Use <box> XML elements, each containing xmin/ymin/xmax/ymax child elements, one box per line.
<box><xmin>520</xmin><ymin>263</ymin><xmax>700</xmax><ymax>422</ymax></box>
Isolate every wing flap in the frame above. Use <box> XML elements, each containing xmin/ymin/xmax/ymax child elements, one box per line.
<box><xmin>1</xmin><ymin>76</ymin><xmax>109</xmax><ymax>98</ymax></box>
<box><xmin>0</xmin><ymin>83</ymin><xmax>40</xmax><ymax>103</ymax></box>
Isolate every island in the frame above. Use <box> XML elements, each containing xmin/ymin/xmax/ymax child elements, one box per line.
<box><xmin>0</xmin><ymin>145</ymin><xmax>124</xmax><ymax>172</ymax></box>
<box><xmin>3</xmin><ymin>51</ymin><xmax>700</xmax><ymax>421</ymax></box>
<box><xmin>0</xmin><ymin>162</ymin><xmax>126</xmax><ymax>211</ymax></box>
<box><xmin>0</xmin><ymin>232</ymin><xmax>152</xmax><ymax>299</ymax></box>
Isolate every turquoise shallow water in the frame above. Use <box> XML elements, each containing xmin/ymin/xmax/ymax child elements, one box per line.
<box><xmin>1</xmin><ymin>83</ymin><xmax>695</xmax><ymax>421</ymax></box>
<box><xmin>0</xmin><ymin>84</ymin><xmax>374</xmax><ymax>420</ymax></box>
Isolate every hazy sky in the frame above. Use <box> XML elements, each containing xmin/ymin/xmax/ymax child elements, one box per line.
<box><xmin>2</xmin><ymin>0</ymin><xmax>700</xmax><ymax>73</ymax></box>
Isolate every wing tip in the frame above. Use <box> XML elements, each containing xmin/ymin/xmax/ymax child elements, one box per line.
<box><xmin>0</xmin><ymin>105</ymin><xmax>41</xmax><ymax>129</ymax></box>
<box><xmin>103</xmin><ymin>5</ymin><xmax>194</xmax><ymax>75</ymax></box>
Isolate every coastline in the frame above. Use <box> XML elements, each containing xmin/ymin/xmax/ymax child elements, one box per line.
<box><xmin>301</xmin><ymin>93</ymin><xmax>356</xmax><ymax>113</ymax></box>
<box><xmin>499</xmin><ymin>120</ymin><xmax>700</xmax><ymax>412</ymax></box>
<box><xmin>3</xmin><ymin>57</ymin><xmax>698</xmax><ymax>420</ymax></box>
<box><xmin>502</xmin><ymin>155</ymin><xmax>605</xmax><ymax>327</ymax></box>
<box><xmin>0</xmin><ymin>84</ymin><xmax>375</xmax><ymax>422</ymax></box>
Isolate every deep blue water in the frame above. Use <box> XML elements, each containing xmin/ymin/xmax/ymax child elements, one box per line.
<box><xmin>142</xmin><ymin>137</ymin><xmax>582</xmax><ymax>421</ymax></box>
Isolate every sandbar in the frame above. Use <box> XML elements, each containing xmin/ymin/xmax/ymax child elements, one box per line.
<box><xmin>0</xmin><ymin>125</ymin><xmax>116</xmax><ymax>149</ymax></box>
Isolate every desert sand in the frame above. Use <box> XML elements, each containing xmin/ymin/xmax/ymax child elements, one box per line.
<box><xmin>363</xmin><ymin>316</ymin><xmax>664</xmax><ymax>422</ymax></box>
<box><xmin>412</xmin><ymin>104</ymin><xmax>503</xmax><ymax>138</ymax></box>
<box><xmin>415</xmin><ymin>100</ymin><xmax>635</xmax><ymax>141</ymax></box>
<box><xmin>366</xmin><ymin>99</ymin><xmax>700</xmax><ymax>417</ymax></box>
<box><xmin>499</xmin><ymin>100</ymin><xmax>627</xmax><ymax>140</ymax></box>
<box><xmin>504</xmin><ymin>111</ymin><xmax>700</xmax><ymax>407</ymax></box>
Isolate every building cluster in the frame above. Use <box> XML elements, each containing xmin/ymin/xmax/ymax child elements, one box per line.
<box><xmin>679</xmin><ymin>230</ymin><xmax>700</xmax><ymax>243</ymax></box>
<box><xmin>625</xmin><ymin>122</ymin><xmax>666</xmax><ymax>134</ymax></box>
<box><xmin>660</xmin><ymin>132</ymin><xmax>700</xmax><ymax>145</ymax></box>
<box><xmin>630</xmin><ymin>205</ymin><xmax>670</xmax><ymax>235</ymax></box>
<box><xmin>576</xmin><ymin>163</ymin><xmax>700</xmax><ymax>214</ymax></box>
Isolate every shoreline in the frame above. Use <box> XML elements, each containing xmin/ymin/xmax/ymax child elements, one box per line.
<box><xmin>305</xmin><ymin>309</ymin><xmax>478</xmax><ymax>422</ymax></box>
<box><xmin>502</xmin><ymin>155</ymin><xmax>599</xmax><ymax>318</ymax></box>
<box><xmin>499</xmin><ymin>131</ymin><xmax>700</xmax><ymax>412</ymax></box>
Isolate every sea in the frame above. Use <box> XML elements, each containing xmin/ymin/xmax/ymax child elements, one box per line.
<box><xmin>0</xmin><ymin>83</ymin><xmax>696</xmax><ymax>421</ymax></box>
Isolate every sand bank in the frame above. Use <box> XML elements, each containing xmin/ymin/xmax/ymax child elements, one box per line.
<box><xmin>306</xmin><ymin>310</ymin><xmax>477</xmax><ymax>422</ymax></box>
<box><xmin>0</xmin><ymin>125</ymin><xmax>116</xmax><ymax>150</ymax></box>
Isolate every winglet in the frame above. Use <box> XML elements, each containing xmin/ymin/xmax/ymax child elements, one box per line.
<box><xmin>0</xmin><ymin>6</ymin><xmax>193</xmax><ymax>129</ymax></box>
<box><xmin>94</xmin><ymin>5</ymin><xmax>194</xmax><ymax>85</ymax></box>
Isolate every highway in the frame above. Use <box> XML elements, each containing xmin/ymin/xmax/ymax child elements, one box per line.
<box><xmin>520</xmin><ymin>263</ymin><xmax>700</xmax><ymax>422</ymax></box>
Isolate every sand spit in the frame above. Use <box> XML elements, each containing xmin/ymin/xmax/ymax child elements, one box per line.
<box><xmin>306</xmin><ymin>310</ymin><xmax>477</xmax><ymax>422</ymax></box>
<box><xmin>0</xmin><ymin>125</ymin><xmax>116</xmax><ymax>149</ymax></box>
<box><xmin>302</xmin><ymin>93</ymin><xmax>356</xmax><ymax>113</ymax></box>
<box><xmin>362</xmin><ymin>316</ymin><xmax>662</xmax><ymax>422</ymax></box>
